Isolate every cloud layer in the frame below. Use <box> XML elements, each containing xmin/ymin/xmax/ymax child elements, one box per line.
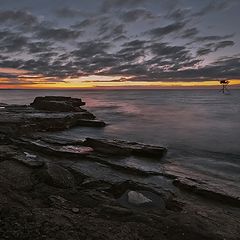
<box><xmin>0</xmin><ymin>0</ymin><xmax>240</xmax><ymax>87</ymax></box>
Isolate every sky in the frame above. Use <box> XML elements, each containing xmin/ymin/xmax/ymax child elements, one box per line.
<box><xmin>0</xmin><ymin>0</ymin><xmax>240</xmax><ymax>89</ymax></box>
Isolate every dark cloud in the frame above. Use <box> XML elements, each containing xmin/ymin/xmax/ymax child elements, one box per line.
<box><xmin>0</xmin><ymin>59</ymin><xmax>23</xmax><ymax>69</ymax></box>
<box><xmin>150</xmin><ymin>43</ymin><xmax>186</xmax><ymax>57</ymax></box>
<box><xmin>27</xmin><ymin>41</ymin><xmax>53</xmax><ymax>54</ymax></box>
<box><xmin>72</xmin><ymin>41</ymin><xmax>111</xmax><ymax>59</ymax></box>
<box><xmin>98</xmin><ymin>22</ymin><xmax>126</xmax><ymax>40</ymax></box>
<box><xmin>86</xmin><ymin>41</ymin><xmax>239</xmax><ymax>82</ymax></box>
<box><xmin>199</xmin><ymin>34</ymin><xmax>234</xmax><ymax>42</ymax></box>
<box><xmin>36</xmin><ymin>52</ymin><xmax>59</xmax><ymax>59</ymax></box>
<box><xmin>214</xmin><ymin>40</ymin><xmax>234</xmax><ymax>51</ymax></box>
<box><xmin>192</xmin><ymin>34</ymin><xmax>234</xmax><ymax>44</ymax></box>
<box><xmin>159</xmin><ymin>56</ymin><xmax>240</xmax><ymax>81</ymax></box>
<box><xmin>71</xmin><ymin>19</ymin><xmax>96</xmax><ymax>29</ymax></box>
<box><xmin>1</xmin><ymin>41</ymin><xmax>239</xmax><ymax>84</ymax></box>
<box><xmin>0</xmin><ymin>30</ymin><xmax>236</xmax><ymax>84</ymax></box>
<box><xmin>21</xmin><ymin>58</ymin><xmax>78</xmax><ymax>78</ymax></box>
<box><xmin>197</xmin><ymin>48</ymin><xmax>212</xmax><ymax>56</ymax></box>
<box><xmin>0</xmin><ymin>30</ymin><xmax>28</xmax><ymax>52</ymax></box>
<box><xmin>197</xmin><ymin>40</ymin><xmax>235</xmax><ymax>56</ymax></box>
<box><xmin>116</xmin><ymin>48</ymin><xmax>144</xmax><ymax>63</ymax></box>
<box><xmin>122</xmin><ymin>40</ymin><xmax>146</xmax><ymax>49</ymax></box>
<box><xmin>113</xmin><ymin>35</ymin><xmax>128</xmax><ymax>41</ymax></box>
<box><xmin>89</xmin><ymin>41</ymin><xmax>196</xmax><ymax>79</ymax></box>
<box><xmin>36</xmin><ymin>27</ymin><xmax>82</xmax><ymax>41</ymax></box>
<box><xmin>0</xmin><ymin>0</ymin><xmax>240</xmax><ymax>86</ymax></box>
<box><xmin>181</xmin><ymin>28</ymin><xmax>199</xmax><ymax>38</ymax></box>
<box><xmin>101</xmin><ymin>63</ymin><xmax>148</xmax><ymax>77</ymax></box>
<box><xmin>193</xmin><ymin>0</ymin><xmax>231</xmax><ymax>17</ymax></box>
<box><xmin>166</xmin><ymin>8</ymin><xmax>190</xmax><ymax>21</ymax></box>
<box><xmin>120</xmin><ymin>9</ymin><xmax>157</xmax><ymax>22</ymax></box>
<box><xmin>146</xmin><ymin>42</ymin><xmax>194</xmax><ymax>72</ymax></box>
<box><xmin>108</xmin><ymin>56</ymin><xmax>240</xmax><ymax>82</ymax></box>
<box><xmin>147</xmin><ymin>22</ymin><xmax>185</xmax><ymax>38</ymax></box>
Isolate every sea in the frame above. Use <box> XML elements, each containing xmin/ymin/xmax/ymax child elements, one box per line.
<box><xmin>0</xmin><ymin>89</ymin><xmax>240</xmax><ymax>187</ymax></box>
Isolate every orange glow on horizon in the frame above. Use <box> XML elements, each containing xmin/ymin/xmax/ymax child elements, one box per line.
<box><xmin>0</xmin><ymin>73</ymin><xmax>240</xmax><ymax>89</ymax></box>
<box><xmin>0</xmin><ymin>68</ymin><xmax>30</xmax><ymax>75</ymax></box>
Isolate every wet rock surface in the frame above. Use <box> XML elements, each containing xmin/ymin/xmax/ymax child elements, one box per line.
<box><xmin>0</xmin><ymin>96</ymin><xmax>239</xmax><ymax>240</ymax></box>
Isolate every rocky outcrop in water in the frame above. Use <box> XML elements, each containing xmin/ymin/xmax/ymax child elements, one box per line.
<box><xmin>0</xmin><ymin>96</ymin><xmax>105</xmax><ymax>134</ymax></box>
<box><xmin>0</xmin><ymin>96</ymin><xmax>239</xmax><ymax>240</ymax></box>
<box><xmin>30</xmin><ymin>96</ymin><xmax>86</xmax><ymax>112</ymax></box>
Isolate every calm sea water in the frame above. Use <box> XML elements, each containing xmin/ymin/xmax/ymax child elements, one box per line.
<box><xmin>1</xmin><ymin>89</ymin><xmax>240</xmax><ymax>184</ymax></box>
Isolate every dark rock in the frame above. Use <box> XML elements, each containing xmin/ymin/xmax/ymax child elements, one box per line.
<box><xmin>165</xmin><ymin>164</ymin><xmax>240</xmax><ymax>207</ymax></box>
<box><xmin>0</xmin><ymin>145</ymin><xmax>18</xmax><ymax>160</ymax></box>
<box><xmin>71</xmin><ymin>207</ymin><xmax>80</xmax><ymax>213</ymax></box>
<box><xmin>81</xmin><ymin>179</ymin><xmax>112</xmax><ymax>190</ymax></box>
<box><xmin>0</xmin><ymin>97</ymin><xmax>105</xmax><ymax>134</ymax></box>
<box><xmin>16</xmin><ymin>138</ymin><xmax>94</xmax><ymax>157</ymax></box>
<box><xmin>118</xmin><ymin>190</ymin><xmax>166</xmax><ymax>210</ymax></box>
<box><xmin>14</xmin><ymin>152</ymin><xmax>45</xmax><ymax>168</ymax></box>
<box><xmin>173</xmin><ymin>177</ymin><xmax>240</xmax><ymax>207</ymax></box>
<box><xmin>0</xmin><ymin>103</ymin><xmax>8</xmax><ymax>107</ymax></box>
<box><xmin>84</xmin><ymin>138</ymin><xmax>167</xmax><ymax>158</ymax></box>
<box><xmin>0</xmin><ymin>133</ymin><xmax>10</xmax><ymax>144</ymax></box>
<box><xmin>127</xmin><ymin>191</ymin><xmax>152</xmax><ymax>205</ymax></box>
<box><xmin>0</xmin><ymin>160</ymin><xmax>34</xmax><ymax>190</ymax></box>
<box><xmin>27</xmin><ymin>112</ymin><xmax>96</xmax><ymax>131</ymax></box>
<box><xmin>48</xmin><ymin>195</ymin><xmax>69</xmax><ymax>209</ymax></box>
<box><xmin>102</xmin><ymin>205</ymin><xmax>133</xmax><ymax>216</ymax></box>
<box><xmin>40</xmin><ymin>163</ymin><xmax>75</xmax><ymax>189</ymax></box>
<box><xmin>165</xmin><ymin>199</ymin><xmax>184</xmax><ymax>212</ymax></box>
<box><xmin>30</xmin><ymin>96</ymin><xmax>85</xmax><ymax>112</ymax></box>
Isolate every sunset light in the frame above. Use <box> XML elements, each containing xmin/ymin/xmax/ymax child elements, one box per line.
<box><xmin>0</xmin><ymin>1</ymin><xmax>240</xmax><ymax>239</ymax></box>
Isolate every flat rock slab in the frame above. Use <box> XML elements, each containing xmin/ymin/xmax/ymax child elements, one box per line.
<box><xmin>60</xmin><ymin>145</ymin><xmax>94</xmax><ymax>155</ymax></box>
<box><xmin>165</xmin><ymin>164</ymin><xmax>240</xmax><ymax>207</ymax></box>
<box><xmin>173</xmin><ymin>177</ymin><xmax>240</xmax><ymax>207</ymax></box>
<box><xmin>17</xmin><ymin>139</ymin><xmax>94</xmax><ymax>157</ymax></box>
<box><xmin>84</xmin><ymin>138</ymin><xmax>167</xmax><ymax>158</ymax></box>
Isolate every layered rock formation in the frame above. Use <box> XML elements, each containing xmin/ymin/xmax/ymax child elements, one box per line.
<box><xmin>0</xmin><ymin>96</ymin><xmax>105</xmax><ymax>134</ymax></box>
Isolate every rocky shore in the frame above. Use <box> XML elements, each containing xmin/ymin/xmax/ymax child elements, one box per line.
<box><xmin>0</xmin><ymin>96</ymin><xmax>239</xmax><ymax>240</ymax></box>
